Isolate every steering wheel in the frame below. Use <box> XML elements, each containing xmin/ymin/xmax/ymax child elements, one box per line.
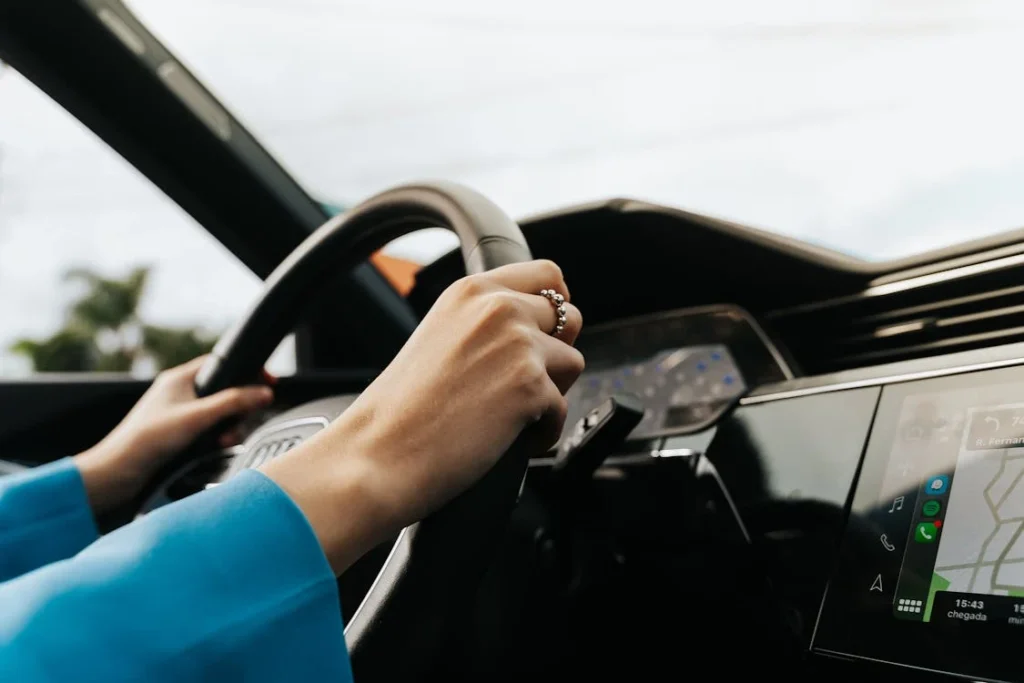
<box><xmin>183</xmin><ymin>182</ymin><xmax>532</xmax><ymax>679</ymax></box>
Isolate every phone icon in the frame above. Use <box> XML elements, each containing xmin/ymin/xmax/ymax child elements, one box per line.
<box><xmin>880</xmin><ymin>534</ymin><xmax>896</xmax><ymax>552</ymax></box>
<box><xmin>915</xmin><ymin>522</ymin><xmax>939</xmax><ymax>543</ymax></box>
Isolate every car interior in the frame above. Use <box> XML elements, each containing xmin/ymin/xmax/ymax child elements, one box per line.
<box><xmin>4</xmin><ymin>2</ymin><xmax>1024</xmax><ymax>681</ymax></box>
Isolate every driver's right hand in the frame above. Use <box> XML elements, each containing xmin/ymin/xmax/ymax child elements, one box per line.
<box><xmin>262</xmin><ymin>259</ymin><xmax>584</xmax><ymax>574</ymax></box>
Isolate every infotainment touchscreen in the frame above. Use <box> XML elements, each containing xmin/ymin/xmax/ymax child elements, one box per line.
<box><xmin>891</xmin><ymin>400</ymin><xmax>1024</xmax><ymax>625</ymax></box>
<box><xmin>814</xmin><ymin>364</ymin><xmax>1024</xmax><ymax>682</ymax></box>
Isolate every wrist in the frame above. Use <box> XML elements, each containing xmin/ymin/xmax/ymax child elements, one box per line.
<box><xmin>260</xmin><ymin>418</ymin><xmax>399</xmax><ymax>575</ymax></box>
<box><xmin>73</xmin><ymin>435</ymin><xmax>148</xmax><ymax>517</ymax></box>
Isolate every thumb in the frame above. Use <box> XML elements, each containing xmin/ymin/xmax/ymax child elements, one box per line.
<box><xmin>184</xmin><ymin>385</ymin><xmax>274</xmax><ymax>434</ymax></box>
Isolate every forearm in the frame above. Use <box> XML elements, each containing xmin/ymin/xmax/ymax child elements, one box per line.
<box><xmin>260</xmin><ymin>408</ymin><xmax>399</xmax><ymax>576</ymax></box>
<box><xmin>0</xmin><ymin>470</ymin><xmax>351</xmax><ymax>682</ymax></box>
<box><xmin>73</xmin><ymin>438</ymin><xmax>148</xmax><ymax>519</ymax></box>
<box><xmin>0</xmin><ymin>459</ymin><xmax>98</xmax><ymax>582</ymax></box>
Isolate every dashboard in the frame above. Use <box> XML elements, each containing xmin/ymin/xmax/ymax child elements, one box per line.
<box><xmin>534</xmin><ymin>306</ymin><xmax>1024</xmax><ymax>682</ymax></box>
<box><xmin>227</xmin><ymin>299</ymin><xmax>1024</xmax><ymax>682</ymax></box>
<box><xmin>396</xmin><ymin>199</ymin><xmax>1024</xmax><ymax>682</ymax></box>
<box><xmin>210</xmin><ymin>297</ymin><xmax>1024</xmax><ymax>683</ymax></box>
<box><xmin>722</xmin><ymin>343</ymin><xmax>1024</xmax><ymax>683</ymax></box>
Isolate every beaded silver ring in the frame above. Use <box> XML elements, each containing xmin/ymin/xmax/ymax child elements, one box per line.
<box><xmin>539</xmin><ymin>289</ymin><xmax>568</xmax><ymax>336</ymax></box>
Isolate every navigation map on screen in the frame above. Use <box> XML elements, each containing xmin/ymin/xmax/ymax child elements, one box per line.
<box><xmin>930</xmin><ymin>405</ymin><xmax>1024</xmax><ymax>609</ymax></box>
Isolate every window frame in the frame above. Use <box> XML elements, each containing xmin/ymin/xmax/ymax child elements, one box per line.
<box><xmin>0</xmin><ymin>0</ymin><xmax>416</xmax><ymax>374</ymax></box>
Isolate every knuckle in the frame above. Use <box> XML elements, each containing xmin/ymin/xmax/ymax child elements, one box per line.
<box><xmin>452</xmin><ymin>273</ymin><xmax>487</xmax><ymax>299</ymax></box>
<box><xmin>223</xmin><ymin>388</ymin><xmax>245</xmax><ymax>408</ymax></box>
<box><xmin>553</xmin><ymin>396</ymin><xmax>569</xmax><ymax>429</ymax></box>
<box><xmin>506</xmin><ymin>322</ymin><xmax>534</xmax><ymax>350</ymax></box>
<box><xmin>561</xmin><ymin>305</ymin><xmax>581</xmax><ymax>333</ymax></box>
<box><xmin>513</xmin><ymin>357</ymin><xmax>547</xmax><ymax>396</ymax></box>
<box><xmin>569</xmin><ymin>304</ymin><xmax>583</xmax><ymax>328</ymax></box>
<box><xmin>480</xmin><ymin>291</ymin><xmax>519</xmax><ymax>324</ymax></box>
<box><xmin>552</xmin><ymin>394</ymin><xmax>568</xmax><ymax>422</ymax></box>
<box><xmin>568</xmin><ymin>348</ymin><xmax>586</xmax><ymax>376</ymax></box>
<box><xmin>536</xmin><ymin>259</ymin><xmax>563</xmax><ymax>285</ymax></box>
<box><xmin>544</xmin><ymin>395</ymin><xmax>570</xmax><ymax>441</ymax></box>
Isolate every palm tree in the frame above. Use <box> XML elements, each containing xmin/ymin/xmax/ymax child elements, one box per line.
<box><xmin>142</xmin><ymin>324</ymin><xmax>219</xmax><ymax>369</ymax></box>
<box><xmin>11</xmin><ymin>266</ymin><xmax>218</xmax><ymax>373</ymax></box>
<box><xmin>10</xmin><ymin>328</ymin><xmax>97</xmax><ymax>373</ymax></box>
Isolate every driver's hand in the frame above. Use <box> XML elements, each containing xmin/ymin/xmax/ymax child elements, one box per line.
<box><xmin>75</xmin><ymin>355</ymin><xmax>274</xmax><ymax>517</ymax></box>
<box><xmin>263</xmin><ymin>260</ymin><xmax>584</xmax><ymax>574</ymax></box>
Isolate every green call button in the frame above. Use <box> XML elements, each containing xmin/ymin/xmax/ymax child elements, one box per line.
<box><xmin>915</xmin><ymin>522</ymin><xmax>939</xmax><ymax>543</ymax></box>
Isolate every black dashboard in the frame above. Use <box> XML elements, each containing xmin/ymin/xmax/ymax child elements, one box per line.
<box><xmin>227</xmin><ymin>298</ymin><xmax>1024</xmax><ymax>682</ymax></box>
<box><xmin>544</xmin><ymin>323</ymin><xmax>1024</xmax><ymax>682</ymax></box>
<box><xmin>211</xmin><ymin>224</ymin><xmax>1024</xmax><ymax>682</ymax></box>
<box><xmin>719</xmin><ymin>343</ymin><xmax>1024</xmax><ymax>683</ymax></box>
<box><xmin>388</xmin><ymin>195</ymin><xmax>1024</xmax><ymax>681</ymax></box>
<box><xmin>85</xmin><ymin>195</ymin><xmax>1024</xmax><ymax>682</ymax></box>
<box><xmin>554</xmin><ymin>308</ymin><xmax>1024</xmax><ymax>683</ymax></box>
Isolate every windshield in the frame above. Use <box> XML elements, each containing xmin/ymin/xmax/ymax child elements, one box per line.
<box><xmin>130</xmin><ymin>0</ymin><xmax>1024</xmax><ymax>264</ymax></box>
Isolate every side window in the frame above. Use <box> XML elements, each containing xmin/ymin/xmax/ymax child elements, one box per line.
<box><xmin>0</xmin><ymin>66</ymin><xmax>294</xmax><ymax>377</ymax></box>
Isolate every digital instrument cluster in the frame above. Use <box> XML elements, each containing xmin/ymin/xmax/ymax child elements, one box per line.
<box><xmin>561</xmin><ymin>345</ymin><xmax>745</xmax><ymax>442</ymax></box>
<box><xmin>558</xmin><ymin>305</ymin><xmax>790</xmax><ymax>443</ymax></box>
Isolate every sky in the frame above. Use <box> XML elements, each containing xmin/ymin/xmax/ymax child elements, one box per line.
<box><xmin>5</xmin><ymin>0</ymin><xmax>1024</xmax><ymax>376</ymax></box>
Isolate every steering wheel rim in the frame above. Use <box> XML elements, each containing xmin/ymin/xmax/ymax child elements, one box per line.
<box><xmin>194</xmin><ymin>180</ymin><xmax>531</xmax><ymax>396</ymax></box>
<box><xmin>193</xmin><ymin>181</ymin><xmax>533</xmax><ymax>679</ymax></box>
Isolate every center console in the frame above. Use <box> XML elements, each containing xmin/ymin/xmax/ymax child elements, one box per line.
<box><xmin>814</xmin><ymin>364</ymin><xmax>1024</xmax><ymax>682</ymax></box>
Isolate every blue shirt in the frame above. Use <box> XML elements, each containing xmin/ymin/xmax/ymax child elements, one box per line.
<box><xmin>0</xmin><ymin>459</ymin><xmax>353</xmax><ymax>682</ymax></box>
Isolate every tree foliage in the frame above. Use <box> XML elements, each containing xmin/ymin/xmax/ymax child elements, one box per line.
<box><xmin>10</xmin><ymin>328</ymin><xmax>96</xmax><ymax>373</ymax></box>
<box><xmin>65</xmin><ymin>266</ymin><xmax>149</xmax><ymax>331</ymax></box>
<box><xmin>11</xmin><ymin>266</ymin><xmax>218</xmax><ymax>373</ymax></box>
<box><xmin>142</xmin><ymin>324</ymin><xmax>217</xmax><ymax>369</ymax></box>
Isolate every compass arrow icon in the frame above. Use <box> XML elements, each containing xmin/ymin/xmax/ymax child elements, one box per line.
<box><xmin>871</xmin><ymin>574</ymin><xmax>884</xmax><ymax>592</ymax></box>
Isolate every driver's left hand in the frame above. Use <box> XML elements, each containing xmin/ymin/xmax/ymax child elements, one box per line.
<box><xmin>74</xmin><ymin>355</ymin><xmax>274</xmax><ymax>517</ymax></box>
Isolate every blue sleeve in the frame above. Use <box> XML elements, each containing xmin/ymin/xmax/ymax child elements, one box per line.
<box><xmin>0</xmin><ymin>458</ymin><xmax>99</xmax><ymax>582</ymax></box>
<box><xmin>0</xmin><ymin>469</ymin><xmax>353</xmax><ymax>683</ymax></box>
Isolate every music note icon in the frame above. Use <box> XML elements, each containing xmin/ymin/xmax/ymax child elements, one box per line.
<box><xmin>889</xmin><ymin>496</ymin><xmax>905</xmax><ymax>513</ymax></box>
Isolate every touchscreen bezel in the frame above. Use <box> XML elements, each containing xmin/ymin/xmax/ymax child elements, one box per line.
<box><xmin>813</xmin><ymin>364</ymin><xmax>1024</xmax><ymax>683</ymax></box>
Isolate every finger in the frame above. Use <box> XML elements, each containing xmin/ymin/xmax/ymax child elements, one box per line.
<box><xmin>555</xmin><ymin>301</ymin><xmax>583</xmax><ymax>347</ymax></box>
<box><xmin>532</xmin><ymin>383</ymin><xmax>569</xmax><ymax>451</ymax></box>
<box><xmin>512</xmin><ymin>293</ymin><xmax>582</xmax><ymax>342</ymax></box>
<box><xmin>186</xmin><ymin>385</ymin><xmax>273</xmax><ymax>433</ymax></box>
<box><xmin>512</xmin><ymin>292</ymin><xmax>559</xmax><ymax>333</ymax></box>
<box><xmin>538</xmin><ymin>299</ymin><xmax>582</xmax><ymax>346</ymax></box>
<box><xmin>171</xmin><ymin>354</ymin><xmax>212</xmax><ymax>380</ymax></box>
<box><xmin>538</xmin><ymin>332</ymin><xmax>586</xmax><ymax>395</ymax></box>
<box><xmin>485</xmin><ymin>260</ymin><xmax>570</xmax><ymax>302</ymax></box>
<box><xmin>218</xmin><ymin>426</ymin><xmax>245</xmax><ymax>448</ymax></box>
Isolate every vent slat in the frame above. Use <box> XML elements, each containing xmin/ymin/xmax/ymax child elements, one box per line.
<box><xmin>854</xmin><ymin>284</ymin><xmax>1024</xmax><ymax>326</ymax></box>
<box><xmin>830</xmin><ymin>325</ymin><xmax>1024</xmax><ymax>370</ymax></box>
<box><xmin>769</xmin><ymin>261</ymin><xmax>1024</xmax><ymax>375</ymax></box>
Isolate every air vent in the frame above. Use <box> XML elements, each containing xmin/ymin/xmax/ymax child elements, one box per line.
<box><xmin>765</xmin><ymin>253</ymin><xmax>1024</xmax><ymax>375</ymax></box>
